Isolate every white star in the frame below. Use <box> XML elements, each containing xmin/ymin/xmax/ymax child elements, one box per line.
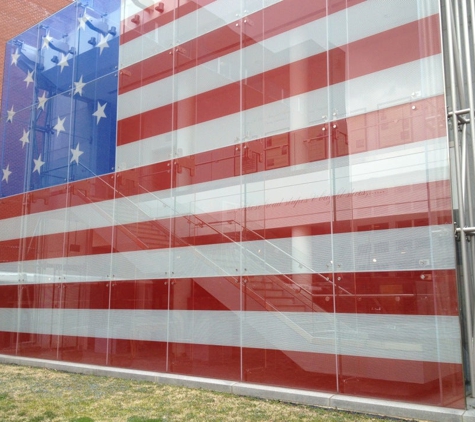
<box><xmin>96</xmin><ymin>33</ymin><xmax>110</xmax><ymax>55</ymax></box>
<box><xmin>11</xmin><ymin>49</ymin><xmax>20</xmax><ymax>66</ymax></box>
<box><xmin>2</xmin><ymin>164</ymin><xmax>12</xmax><ymax>183</ymax></box>
<box><xmin>57</xmin><ymin>53</ymin><xmax>70</xmax><ymax>72</ymax></box>
<box><xmin>24</xmin><ymin>70</ymin><xmax>34</xmax><ymax>88</ymax></box>
<box><xmin>6</xmin><ymin>106</ymin><xmax>16</xmax><ymax>123</ymax></box>
<box><xmin>78</xmin><ymin>12</ymin><xmax>89</xmax><ymax>31</ymax></box>
<box><xmin>73</xmin><ymin>75</ymin><xmax>86</xmax><ymax>96</ymax></box>
<box><xmin>42</xmin><ymin>31</ymin><xmax>53</xmax><ymax>49</ymax></box>
<box><xmin>92</xmin><ymin>102</ymin><xmax>107</xmax><ymax>124</ymax></box>
<box><xmin>54</xmin><ymin>116</ymin><xmax>66</xmax><ymax>136</ymax></box>
<box><xmin>37</xmin><ymin>92</ymin><xmax>48</xmax><ymax>110</ymax></box>
<box><xmin>70</xmin><ymin>143</ymin><xmax>84</xmax><ymax>164</ymax></box>
<box><xmin>33</xmin><ymin>154</ymin><xmax>45</xmax><ymax>174</ymax></box>
<box><xmin>19</xmin><ymin>129</ymin><xmax>30</xmax><ymax>148</ymax></box>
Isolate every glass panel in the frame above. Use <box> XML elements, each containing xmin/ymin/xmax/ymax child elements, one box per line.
<box><xmin>109</xmin><ymin>279</ymin><xmax>168</xmax><ymax>371</ymax></box>
<box><xmin>69</xmin><ymin>72</ymin><xmax>117</xmax><ymax>182</ymax></box>
<box><xmin>166</xmin><ymin>0</ymin><xmax>243</xmax><ymax>381</ymax></box>
<box><xmin>58</xmin><ymin>281</ymin><xmax>110</xmax><ymax>365</ymax></box>
<box><xmin>20</xmin><ymin>184</ymin><xmax>68</xmax><ymax>284</ymax></box>
<box><xmin>1</xmin><ymin>105</ymin><xmax>32</xmax><ymax>196</ymax></box>
<box><xmin>76</xmin><ymin>1</ymin><xmax>120</xmax><ymax>82</ymax></box>
<box><xmin>3</xmin><ymin>24</ymin><xmax>39</xmax><ymax>119</ymax></box>
<box><xmin>39</xmin><ymin>4</ymin><xmax>77</xmax><ymax>96</ymax></box>
<box><xmin>30</xmin><ymin>92</ymin><xmax>72</xmax><ymax>192</ymax></box>
<box><xmin>64</xmin><ymin>176</ymin><xmax>115</xmax><ymax>283</ymax></box>
<box><xmin>0</xmin><ymin>285</ymin><xmax>19</xmax><ymax>354</ymax></box>
<box><xmin>240</xmin><ymin>0</ymin><xmax>336</xmax><ymax>391</ymax></box>
<box><xmin>60</xmin><ymin>176</ymin><xmax>114</xmax><ymax>364</ymax></box>
<box><xmin>17</xmin><ymin>283</ymin><xmax>61</xmax><ymax>360</ymax></box>
<box><xmin>116</xmin><ymin>1</ymin><xmax>174</xmax><ymax>170</ymax></box>
<box><xmin>168</xmin><ymin>278</ymin><xmax>241</xmax><ymax>380</ymax></box>
<box><xmin>0</xmin><ymin>194</ymin><xmax>24</xmax><ymax>277</ymax></box>
<box><xmin>331</xmin><ymin>0</ymin><xmax>464</xmax><ymax>407</ymax></box>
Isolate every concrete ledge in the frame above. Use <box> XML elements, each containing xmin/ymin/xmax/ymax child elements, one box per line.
<box><xmin>330</xmin><ymin>394</ymin><xmax>464</xmax><ymax>422</ymax></box>
<box><xmin>156</xmin><ymin>373</ymin><xmax>235</xmax><ymax>393</ymax></box>
<box><xmin>0</xmin><ymin>354</ymin><xmax>472</xmax><ymax>422</ymax></box>
<box><xmin>232</xmin><ymin>382</ymin><xmax>332</xmax><ymax>407</ymax></box>
<box><xmin>463</xmin><ymin>410</ymin><xmax>475</xmax><ymax>422</ymax></box>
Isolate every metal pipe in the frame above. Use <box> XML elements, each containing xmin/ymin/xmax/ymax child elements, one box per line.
<box><xmin>447</xmin><ymin>109</ymin><xmax>471</xmax><ymax>124</ymax></box>
<box><xmin>445</xmin><ymin>0</ymin><xmax>475</xmax><ymax>397</ymax></box>
<box><xmin>452</xmin><ymin>0</ymin><xmax>467</xmax><ymax>106</ymax></box>
<box><xmin>471</xmin><ymin>0</ymin><xmax>475</xmax><ymax>77</ymax></box>
<box><xmin>461</xmin><ymin>0</ymin><xmax>475</xmax><ymax>367</ymax></box>
<box><xmin>448</xmin><ymin>108</ymin><xmax>471</xmax><ymax>116</ymax></box>
<box><xmin>462</xmin><ymin>0</ymin><xmax>475</xmax><ymax>223</ymax></box>
<box><xmin>462</xmin><ymin>124</ymin><xmax>467</xmax><ymax>199</ymax></box>
<box><xmin>455</xmin><ymin>227</ymin><xmax>475</xmax><ymax>234</ymax></box>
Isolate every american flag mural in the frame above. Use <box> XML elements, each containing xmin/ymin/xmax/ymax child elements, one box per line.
<box><xmin>0</xmin><ymin>0</ymin><xmax>466</xmax><ymax>409</ymax></box>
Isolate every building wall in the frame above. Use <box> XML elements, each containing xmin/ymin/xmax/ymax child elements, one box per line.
<box><xmin>0</xmin><ymin>0</ymin><xmax>466</xmax><ymax>409</ymax></box>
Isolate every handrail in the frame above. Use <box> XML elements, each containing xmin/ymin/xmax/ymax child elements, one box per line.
<box><xmin>70</xmin><ymin>185</ymin><xmax>239</xmax><ymax>280</ymax></box>
<box><xmin>21</xmin><ymin>163</ymin><xmax>353</xmax><ymax>306</ymax></box>
<box><xmin>134</xmin><ymin>183</ymin><xmax>355</xmax><ymax>316</ymax></box>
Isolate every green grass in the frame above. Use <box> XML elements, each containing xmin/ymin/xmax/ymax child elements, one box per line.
<box><xmin>0</xmin><ymin>363</ymin><xmax>404</xmax><ymax>421</ymax></box>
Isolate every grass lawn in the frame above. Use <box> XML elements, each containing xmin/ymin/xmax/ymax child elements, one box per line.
<box><xmin>0</xmin><ymin>363</ymin><xmax>404</xmax><ymax>421</ymax></box>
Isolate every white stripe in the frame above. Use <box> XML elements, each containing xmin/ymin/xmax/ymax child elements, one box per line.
<box><xmin>118</xmin><ymin>2</ymin><xmax>439</xmax><ymax>120</ymax></box>
<box><xmin>0</xmin><ymin>224</ymin><xmax>456</xmax><ymax>284</ymax></box>
<box><xmin>121</xmin><ymin>0</ymin><xmax>281</xmax><ymax>24</ymax></box>
<box><xmin>0</xmin><ymin>137</ymin><xmax>449</xmax><ymax>242</ymax></box>
<box><xmin>120</xmin><ymin>0</ymin><xmax>282</xmax><ymax>68</ymax></box>
<box><xmin>116</xmin><ymin>55</ymin><xmax>444</xmax><ymax>171</ymax></box>
<box><xmin>0</xmin><ymin>308</ymin><xmax>461</xmax><ymax>364</ymax></box>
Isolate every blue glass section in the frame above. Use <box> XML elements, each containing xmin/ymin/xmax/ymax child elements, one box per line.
<box><xmin>69</xmin><ymin>72</ymin><xmax>117</xmax><ymax>182</ymax></box>
<box><xmin>76</xmin><ymin>1</ymin><xmax>120</xmax><ymax>81</ymax></box>
<box><xmin>5</xmin><ymin>24</ymin><xmax>40</xmax><ymax>113</ymax></box>
<box><xmin>0</xmin><ymin>0</ymin><xmax>120</xmax><ymax>197</ymax></box>
<box><xmin>29</xmin><ymin>91</ymin><xmax>72</xmax><ymax>192</ymax></box>
<box><xmin>1</xmin><ymin>106</ymin><xmax>32</xmax><ymax>196</ymax></box>
<box><xmin>38</xmin><ymin>4</ymin><xmax>78</xmax><ymax>95</ymax></box>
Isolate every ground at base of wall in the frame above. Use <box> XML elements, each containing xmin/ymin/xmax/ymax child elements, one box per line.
<box><xmin>1</xmin><ymin>355</ymin><xmax>475</xmax><ymax>422</ymax></box>
<box><xmin>0</xmin><ymin>361</ymin><xmax>403</xmax><ymax>422</ymax></box>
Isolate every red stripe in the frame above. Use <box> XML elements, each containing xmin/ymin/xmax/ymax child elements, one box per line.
<box><xmin>16</xmin><ymin>333</ymin><xmax>59</xmax><ymax>361</ymax></box>
<box><xmin>0</xmin><ymin>334</ymin><xmax>464</xmax><ymax>408</ymax></box>
<box><xmin>0</xmin><ymin>95</ymin><xmax>447</xmax><ymax>222</ymax></box>
<box><xmin>118</xmin><ymin>269</ymin><xmax>460</xmax><ymax>316</ymax></box>
<box><xmin>0</xmin><ymin>179</ymin><xmax>453</xmax><ymax>264</ymax></box>
<box><xmin>0</xmin><ymin>269</ymin><xmax>458</xmax><ymax>316</ymax></box>
<box><xmin>110</xmin><ymin>338</ymin><xmax>168</xmax><ymax>371</ymax></box>
<box><xmin>0</xmin><ymin>173</ymin><xmax>115</xmax><ymax>221</ymax></box>
<box><xmin>118</xmin><ymin>14</ymin><xmax>441</xmax><ymax>147</ymax></box>
<box><xmin>121</xmin><ymin>0</ymin><xmax>217</xmax><ymax>45</ymax></box>
<box><xmin>0</xmin><ymin>331</ymin><xmax>16</xmax><ymax>355</ymax></box>
<box><xmin>0</xmin><ymin>285</ymin><xmax>19</xmax><ymax>307</ymax></box>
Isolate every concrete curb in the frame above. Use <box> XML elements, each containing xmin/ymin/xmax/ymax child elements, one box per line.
<box><xmin>1</xmin><ymin>354</ymin><xmax>474</xmax><ymax>422</ymax></box>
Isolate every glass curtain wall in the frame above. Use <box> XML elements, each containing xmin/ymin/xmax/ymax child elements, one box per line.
<box><xmin>0</xmin><ymin>0</ymin><xmax>466</xmax><ymax>409</ymax></box>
